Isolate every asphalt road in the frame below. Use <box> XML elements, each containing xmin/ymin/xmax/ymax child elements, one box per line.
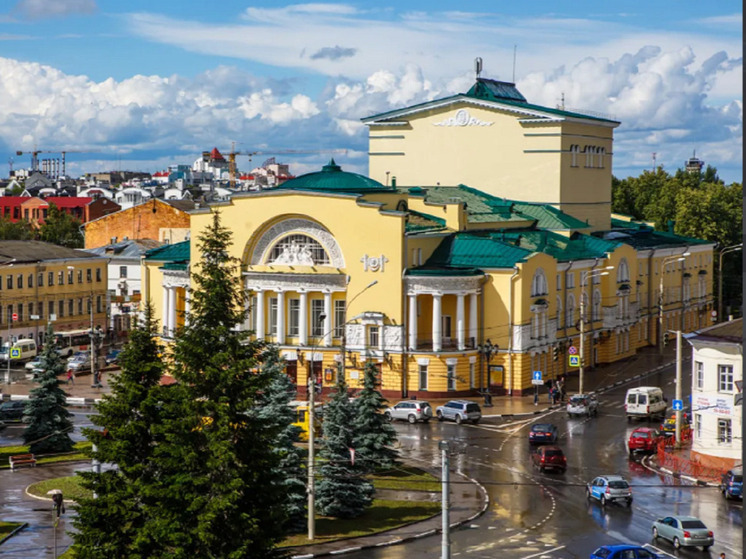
<box><xmin>343</xmin><ymin>365</ymin><xmax>743</xmax><ymax>559</ymax></box>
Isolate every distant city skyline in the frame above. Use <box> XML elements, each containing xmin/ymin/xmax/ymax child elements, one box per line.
<box><xmin>0</xmin><ymin>0</ymin><xmax>742</xmax><ymax>183</ymax></box>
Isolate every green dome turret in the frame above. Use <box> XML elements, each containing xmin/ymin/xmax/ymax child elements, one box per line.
<box><xmin>275</xmin><ymin>159</ymin><xmax>392</xmax><ymax>194</ymax></box>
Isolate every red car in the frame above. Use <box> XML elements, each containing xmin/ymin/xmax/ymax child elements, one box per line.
<box><xmin>628</xmin><ymin>427</ymin><xmax>661</xmax><ymax>455</ymax></box>
<box><xmin>531</xmin><ymin>445</ymin><xmax>567</xmax><ymax>473</ymax></box>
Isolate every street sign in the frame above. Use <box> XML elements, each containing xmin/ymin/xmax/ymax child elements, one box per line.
<box><xmin>531</xmin><ymin>370</ymin><xmax>543</xmax><ymax>385</ymax></box>
<box><xmin>568</xmin><ymin>345</ymin><xmax>578</xmax><ymax>355</ymax></box>
<box><xmin>11</xmin><ymin>313</ymin><xmax>18</xmax><ymax>321</ymax></box>
<box><xmin>672</xmin><ymin>399</ymin><xmax>684</xmax><ymax>411</ymax></box>
<box><xmin>10</xmin><ymin>348</ymin><xmax>20</xmax><ymax>359</ymax></box>
<box><xmin>568</xmin><ymin>355</ymin><xmax>580</xmax><ymax>367</ymax></box>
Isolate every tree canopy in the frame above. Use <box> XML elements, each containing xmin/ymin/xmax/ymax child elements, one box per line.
<box><xmin>38</xmin><ymin>203</ymin><xmax>84</xmax><ymax>248</ymax></box>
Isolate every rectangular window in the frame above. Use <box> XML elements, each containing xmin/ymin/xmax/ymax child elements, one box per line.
<box><xmin>87</xmin><ymin>268</ymin><xmax>92</xmax><ymax>283</ymax></box>
<box><xmin>6</xmin><ymin>275</ymin><xmax>12</xmax><ymax>289</ymax></box>
<box><xmin>120</xmin><ymin>266</ymin><xmax>127</xmax><ymax>279</ymax></box>
<box><xmin>17</xmin><ymin>303</ymin><xmax>23</xmax><ymax>322</ymax></box>
<box><xmin>28</xmin><ymin>302</ymin><xmax>33</xmax><ymax>318</ymax></box>
<box><xmin>418</xmin><ymin>364</ymin><xmax>428</xmax><ymax>390</ymax></box>
<box><xmin>17</xmin><ymin>274</ymin><xmax>23</xmax><ymax>289</ymax></box>
<box><xmin>311</xmin><ymin>299</ymin><xmax>324</xmax><ymax>337</ymax></box>
<box><xmin>718</xmin><ymin>365</ymin><xmax>734</xmax><ymax>392</ymax></box>
<box><xmin>38</xmin><ymin>302</ymin><xmax>43</xmax><ymax>319</ymax></box>
<box><xmin>447</xmin><ymin>363</ymin><xmax>456</xmax><ymax>391</ymax></box>
<box><xmin>96</xmin><ymin>268</ymin><xmax>102</xmax><ymax>282</ymax></box>
<box><xmin>78</xmin><ymin>298</ymin><xmax>83</xmax><ymax>315</ymax></box>
<box><xmin>96</xmin><ymin>296</ymin><xmax>102</xmax><ymax>313</ymax></box>
<box><xmin>58</xmin><ymin>271</ymin><xmax>64</xmax><ymax>285</ymax></box>
<box><xmin>87</xmin><ymin>298</ymin><xmax>92</xmax><ymax>314</ymax></box>
<box><xmin>288</xmin><ymin>298</ymin><xmax>300</xmax><ymax>337</ymax></box>
<box><xmin>269</xmin><ymin>297</ymin><xmax>278</xmax><ymax>336</ymax></box>
<box><xmin>695</xmin><ymin>361</ymin><xmax>704</xmax><ymax>389</ymax></box>
<box><xmin>78</xmin><ymin>270</ymin><xmax>83</xmax><ymax>284</ymax></box>
<box><xmin>566</xmin><ymin>272</ymin><xmax>575</xmax><ymax>289</ymax></box>
<box><xmin>27</xmin><ymin>274</ymin><xmax>33</xmax><ymax>288</ymax></box>
<box><xmin>58</xmin><ymin>300</ymin><xmax>64</xmax><ymax>318</ymax></box>
<box><xmin>470</xmin><ymin>362</ymin><xmax>476</xmax><ymax>389</ymax></box>
<box><xmin>694</xmin><ymin>414</ymin><xmax>702</xmax><ymax>439</ymax></box>
<box><xmin>48</xmin><ymin>272</ymin><xmax>54</xmax><ymax>286</ymax></box>
<box><xmin>368</xmin><ymin>326</ymin><xmax>380</xmax><ymax>348</ymax></box>
<box><xmin>718</xmin><ymin>419</ymin><xmax>732</xmax><ymax>444</ymax></box>
<box><xmin>68</xmin><ymin>299</ymin><xmax>74</xmax><ymax>316</ymax></box>
<box><xmin>68</xmin><ymin>270</ymin><xmax>74</xmax><ymax>284</ymax></box>
<box><xmin>333</xmin><ymin>300</ymin><xmax>345</xmax><ymax>338</ymax></box>
<box><xmin>48</xmin><ymin>301</ymin><xmax>54</xmax><ymax>318</ymax></box>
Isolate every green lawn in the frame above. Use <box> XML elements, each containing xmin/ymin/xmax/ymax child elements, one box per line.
<box><xmin>371</xmin><ymin>465</ymin><xmax>441</xmax><ymax>492</ymax></box>
<box><xmin>27</xmin><ymin>476</ymin><xmax>93</xmax><ymax>502</ymax></box>
<box><xmin>0</xmin><ymin>442</ymin><xmax>92</xmax><ymax>470</ymax></box>
<box><xmin>0</xmin><ymin>521</ymin><xmax>25</xmax><ymax>540</ymax></box>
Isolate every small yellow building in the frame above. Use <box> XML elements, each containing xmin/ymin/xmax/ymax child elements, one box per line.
<box><xmin>143</xmin><ymin>78</ymin><xmax>715</xmax><ymax>399</ymax></box>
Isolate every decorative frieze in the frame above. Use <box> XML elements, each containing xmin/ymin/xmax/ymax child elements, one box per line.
<box><xmin>433</xmin><ymin>109</ymin><xmax>493</xmax><ymax>127</ymax></box>
<box><xmin>250</xmin><ymin>218</ymin><xmax>345</xmax><ymax>268</ymax></box>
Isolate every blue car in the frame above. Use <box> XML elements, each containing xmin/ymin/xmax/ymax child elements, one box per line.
<box><xmin>528</xmin><ymin>423</ymin><xmax>558</xmax><ymax>445</ymax></box>
<box><xmin>105</xmin><ymin>349</ymin><xmax>122</xmax><ymax>366</ymax></box>
<box><xmin>591</xmin><ymin>545</ymin><xmax>659</xmax><ymax>559</ymax></box>
<box><xmin>720</xmin><ymin>468</ymin><xmax>743</xmax><ymax>499</ymax></box>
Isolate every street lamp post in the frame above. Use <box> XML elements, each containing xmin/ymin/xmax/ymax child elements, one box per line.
<box><xmin>718</xmin><ymin>244</ymin><xmax>742</xmax><ymax>322</ymax></box>
<box><xmin>579</xmin><ymin>266</ymin><xmax>613</xmax><ymax>395</ymax></box>
<box><xmin>476</xmin><ymin>339</ymin><xmax>498</xmax><ymax>406</ymax></box>
<box><xmin>658</xmin><ymin>253</ymin><xmax>689</xmax><ymax>353</ymax></box>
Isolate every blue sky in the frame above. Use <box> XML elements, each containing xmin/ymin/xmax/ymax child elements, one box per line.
<box><xmin>1</xmin><ymin>1</ymin><xmax>742</xmax><ymax>183</ymax></box>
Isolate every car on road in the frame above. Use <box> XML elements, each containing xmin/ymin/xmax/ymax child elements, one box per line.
<box><xmin>528</xmin><ymin>423</ymin><xmax>558</xmax><ymax>445</ymax></box>
<box><xmin>435</xmin><ymin>400</ymin><xmax>481</xmax><ymax>424</ymax></box>
<box><xmin>566</xmin><ymin>393</ymin><xmax>599</xmax><ymax>417</ymax></box>
<box><xmin>590</xmin><ymin>544</ymin><xmax>659</xmax><ymax>559</ymax></box>
<box><xmin>624</xmin><ymin>386</ymin><xmax>667</xmax><ymax>422</ymax></box>
<box><xmin>67</xmin><ymin>353</ymin><xmax>92</xmax><ymax>373</ymax></box>
<box><xmin>0</xmin><ymin>400</ymin><xmax>27</xmax><ymax>422</ymax></box>
<box><xmin>25</xmin><ymin>358</ymin><xmax>44</xmax><ymax>371</ymax></box>
<box><xmin>659</xmin><ymin>417</ymin><xmax>691</xmax><ymax>438</ymax></box>
<box><xmin>627</xmin><ymin>427</ymin><xmax>661</xmax><ymax>455</ymax></box>
<box><xmin>530</xmin><ymin>445</ymin><xmax>566</xmax><ymax>473</ymax></box>
<box><xmin>651</xmin><ymin>515</ymin><xmax>714</xmax><ymax>550</ymax></box>
<box><xmin>586</xmin><ymin>475</ymin><xmax>633</xmax><ymax>507</ymax></box>
<box><xmin>720</xmin><ymin>467</ymin><xmax>743</xmax><ymax>500</ymax></box>
<box><xmin>104</xmin><ymin>349</ymin><xmax>122</xmax><ymax>366</ymax></box>
<box><xmin>385</xmin><ymin>401</ymin><xmax>433</xmax><ymax>423</ymax></box>
<box><xmin>67</xmin><ymin>351</ymin><xmax>88</xmax><ymax>363</ymax></box>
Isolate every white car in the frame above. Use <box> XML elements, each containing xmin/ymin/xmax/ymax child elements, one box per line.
<box><xmin>567</xmin><ymin>394</ymin><xmax>599</xmax><ymax>417</ymax></box>
<box><xmin>25</xmin><ymin>359</ymin><xmax>44</xmax><ymax>371</ymax></box>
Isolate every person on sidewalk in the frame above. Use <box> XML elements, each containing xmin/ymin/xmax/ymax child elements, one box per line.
<box><xmin>66</xmin><ymin>369</ymin><xmax>75</xmax><ymax>385</ymax></box>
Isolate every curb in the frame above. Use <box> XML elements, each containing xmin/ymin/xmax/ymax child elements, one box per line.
<box><xmin>1</xmin><ymin>393</ymin><xmax>102</xmax><ymax>406</ymax></box>
<box><xmin>0</xmin><ymin>522</ymin><xmax>28</xmax><ymax>545</ymax></box>
<box><xmin>289</xmin><ymin>470</ymin><xmax>489</xmax><ymax>559</ymax></box>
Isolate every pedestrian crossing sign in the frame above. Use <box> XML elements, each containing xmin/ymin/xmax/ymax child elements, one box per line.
<box><xmin>568</xmin><ymin>355</ymin><xmax>579</xmax><ymax>367</ymax></box>
<box><xmin>10</xmin><ymin>348</ymin><xmax>20</xmax><ymax>359</ymax></box>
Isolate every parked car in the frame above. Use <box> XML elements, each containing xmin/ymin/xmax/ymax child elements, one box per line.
<box><xmin>627</xmin><ymin>427</ymin><xmax>661</xmax><ymax>455</ymax></box>
<box><xmin>567</xmin><ymin>393</ymin><xmax>599</xmax><ymax>417</ymax></box>
<box><xmin>659</xmin><ymin>417</ymin><xmax>691</xmax><ymax>438</ymax></box>
<box><xmin>67</xmin><ymin>351</ymin><xmax>88</xmax><ymax>363</ymax></box>
<box><xmin>590</xmin><ymin>545</ymin><xmax>659</xmax><ymax>559</ymax></box>
<box><xmin>0</xmin><ymin>400</ymin><xmax>27</xmax><ymax>422</ymax></box>
<box><xmin>528</xmin><ymin>423</ymin><xmax>558</xmax><ymax>445</ymax></box>
<box><xmin>530</xmin><ymin>445</ymin><xmax>566</xmax><ymax>473</ymax></box>
<box><xmin>435</xmin><ymin>400</ymin><xmax>481</xmax><ymax>424</ymax></box>
<box><xmin>652</xmin><ymin>515</ymin><xmax>714</xmax><ymax>550</ymax></box>
<box><xmin>586</xmin><ymin>475</ymin><xmax>633</xmax><ymax>507</ymax></box>
<box><xmin>104</xmin><ymin>349</ymin><xmax>122</xmax><ymax>366</ymax></box>
<box><xmin>720</xmin><ymin>467</ymin><xmax>743</xmax><ymax>500</ymax></box>
<box><xmin>385</xmin><ymin>400</ymin><xmax>433</xmax><ymax>423</ymax></box>
<box><xmin>67</xmin><ymin>353</ymin><xmax>92</xmax><ymax>373</ymax></box>
<box><xmin>25</xmin><ymin>359</ymin><xmax>44</xmax><ymax>371</ymax></box>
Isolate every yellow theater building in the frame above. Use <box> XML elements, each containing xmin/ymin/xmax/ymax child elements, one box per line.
<box><xmin>144</xmin><ymin>77</ymin><xmax>715</xmax><ymax>399</ymax></box>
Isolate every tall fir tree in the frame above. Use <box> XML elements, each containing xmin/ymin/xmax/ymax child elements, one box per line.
<box><xmin>353</xmin><ymin>361</ymin><xmax>398</xmax><ymax>472</ymax></box>
<box><xmin>22</xmin><ymin>325</ymin><xmax>74</xmax><ymax>454</ymax></box>
<box><xmin>145</xmin><ymin>211</ymin><xmax>289</xmax><ymax>558</ymax></box>
<box><xmin>255</xmin><ymin>345</ymin><xmax>307</xmax><ymax>533</ymax></box>
<box><xmin>316</xmin><ymin>374</ymin><xmax>374</xmax><ymax>518</ymax></box>
<box><xmin>72</xmin><ymin>303</ymin><xmax>167</xmax><ymax>558</ymax></box>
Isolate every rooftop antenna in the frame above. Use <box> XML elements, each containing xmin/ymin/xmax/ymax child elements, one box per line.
<box><xmin>512</xmin><ymin>45</ymin><xmax>517</xmax><ymax>83</ymax></box>
<box><xmin>652</xmin><ymin>152</ymin><xmax>657</xmax><ymax>171</ymax></box>
<box><xmin>475</xmin><ymin>57</ymin><xmax>483</xmax><ymax>79</ymax></box>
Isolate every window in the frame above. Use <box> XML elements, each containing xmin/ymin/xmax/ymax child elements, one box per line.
<box><xmin>469</xmin><ymin>362</ymin><xmax>476</xmax><ymax>388</ymax></box>
<box><xmin>58</xmin><ymin>300</ymin><xmax>64</xmax><ymax>317</ymax></box>
<box><xmin>311</xmin><ymin>299</ymin><xmax>325</xmax><ymax>337</ymax></box>
<box><xmin>38</xmin><ymin>272</ymin><xmax>43</xmax><ymax>287</ymax></box>
<box><xmin>333</xmin><ymin>300</ymin><xmax>345</xmax><ymax>338</ymax></box>
<box><xmin>17</xmin><ymin>274</ymin><xmax>23</xmax><ymax>289</ymax></box>
<box><xmin>718</xmin><ymin>419</ymin><xmax>732</xmax><ymax>444</ymax></box>
<box><xmin>28</xmin><ymin>274</ymin><xmax>33</xmax><ymax>288</ymax></box>
<box><xmin>87</xmin><ymin>298</ymin><xmax>92</xmax><ymax>314</ymax></box>
<box><xmin>77</xmin><ymin>270</ymin><xmax>83</xmax><ymax>284</ymax></box>
<box><xmin>58</xmin><ymin>271</ymin><xmax>64</xmax><ymax>285</ymax></box>
<box><xmin>447</xmin><ymin>363</ymin><xmax>456</xmax><ymax>391</ymax></box>
<box><xmin>694</xmin><ymin>414</ymin><xmax>702</xmax><ymax>439</ymax></box>
<box><xmin>288</xmin><ymin>298</ymin><xmax>300</xmax><ymax>337</ymax></box>
<box><xmin>68</xmin><ymin>269</ymin><xmax>74</xmax><ymax>284</ymax></box>
<box><xmin>695</xmin><ymin>361</ymin><xmax>704</xmax><ymax>389</ymax></box>
<box><xmin>598</xmin><ymin>147</ymin><xmax>606</xmax><ymax>168</ymax></box>
<box><xmin>268</xmin><ymin>298</ymin><xmax>278</xmax><ymax>335</ymax></box>
<box><xmin>37</xmin><ymin>301</ymin><xmax>43</xmax><ymax>319</ymax></box>
<box><xmin>368</xmin><ymin>326</ymin><xmax>380</xmax><ymax>348</ymax></box>
<box><xmin>593</xmin><ymin>289</ymin><xmax>601</xmax><ymax>321</ymax></box>
<box><xmin>97</xmin><ymin>296</ymin><xmax>102</xmax><ymax>313</ymax></box>
<box><xmin>566</xmin><ymin>272</ymin><xmax>575</xmax><ymax>289</ymax></box>
<box><xmin>48</xmin><ymin>272</ymin><xmax>54</xmax><ymax>286</ymax></box>
<box><xmin>531</xmin><ymin>268</ymin><xmax>548</xmax><ymax>296</ymax></box>
<box><xmin>28</xmin><ymin>302</ymin><xmax>33</xmax><ymax>318</ymax></box>
<box><xmin>120</xmin><ymin>266</ymin><xmax>127</xmax><ymax>279</ymax></box>
<box><xmin>570</xmin><ymin>144</ymin><xmax>579</xmax><ymax>167</ymax></box>
<box><xmin>268</xmin><ymin>234</ymin><xmax>330</xmax><ymax>265</ymax></box>
<box><xmin>68</xmin><ymin>299</ymin><xmax>74</xmax><ymax>316</ymax></box>
<box><xmin>617</xmin><ymin>259</ymin><xmax>630</xmax><ymax>283</ymax></box>
<box><xmin>96</xmin><ymin>268</ymin><xmax>102</xmax><ymax>282</ymax></box>
<box><xmin>566</xmin><ymin>294</ymin><xmax>575</xmax><ymax>328</ymax></box>
<box><xmin>17</xmin><ymin>303</ymin><xmax>23</xmax><ymax>322</ymax></box>
<box><xmin>87</xmin><ymin>268</ymin><xmax>92</xmax><ymax>283</ymax></box>
<box><xmin>6</xmin><ymin>275</ymin><xmax>12</xmax><ymax>289</ymax></box>
<box><xmin>48</xmin><ymin>301</ymin><xmax>54</xmax><ymax>318</ymax></box>
<box><xmin>556</xmin><ymin>296</ymin><xmax>563</xmax><ymax>329</ymax></box>
<box><xmin>718</xmin><ymin>365</ymin><xmax>734</xmax><ymax>392</ymax></box>
<box><xmin>418</xmin><ymin>364</ymin><xmax>428</xmax><ymax>390</ymax></box>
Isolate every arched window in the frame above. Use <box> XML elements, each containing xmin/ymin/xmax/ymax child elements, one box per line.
<box><xmin>268</xmin><ymin>234</ymin><xmax>330</xmax><ymax>265</ymax></box>
<box><xmin>556</xmin><ymin>295</ymin><xmax>563</xmax><ymax>329</ymax></box>
<box><xmin>531</xmin><ymin>268</ymin><xmax>548</xmax><ymax>297</ymax></box>
<box><xmin>570</xmin><ymin>145</ymin><xmax>579</xmax><ymax>167</ymax></box>
<box><xmin>617</xmin><ymin>258</ymin><xmax>630</xmax><ymax>283</ymax></box>
<box><xmin>592</xmin><ymin>289</ymin><xmax>601</xmax><ymax>321</ymax></box>
<box><xmin>581</xmin><ymin>292</ymin><xmax>589</xmax><ymax>322</ymax></box>
<box><xmin>598</xmin><ymin>147</ymin><xmax>606</xmax><ymax>168</ymax></box>
<box><xmin>566</xmin><ymin>293</ymin><xmax>575</xmax><ymax>328</ymax></box>
<box><xmin>584</xmin><ymin>146</ymin><xmax>591</xmax><ymax>168</ymax></box>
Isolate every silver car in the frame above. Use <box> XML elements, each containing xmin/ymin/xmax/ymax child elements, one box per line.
<box><xmin>652</xmin><ymin>515</ymin><xmax>714</xmax><ymax>550</ymax></box>
<box><xmin>435</xmin><ymin>400</ymin><xmax>481</xmax><ymax>424</ymax></box>
<box><xmin>385</xmin><ymin>401</ymin><xmax>433</xmax><ymax>423</ymax></box>
<box><xmin>567</xmin><ymin>393</ymin><xmax>599</xmax><ymax>417</ymax></box>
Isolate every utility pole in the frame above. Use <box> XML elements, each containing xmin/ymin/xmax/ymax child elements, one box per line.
<box><xmin>307</xmin><ymin>314</ymin><xmax>325</xmax><ymax>541</ymax></box>
<box><xmin>579</xmin><ymin>267</ymin><xmax>612</xmax><ymax>394</ymax></box>
<box><xmin>675</xmin><ymin>330</ymin><xmax>683</xmax><ymax>448</ymax></box>
<box><xmin>439</xmin><ymin>440</ymin><xmax>451</xmax><ymax>559</ymax></box>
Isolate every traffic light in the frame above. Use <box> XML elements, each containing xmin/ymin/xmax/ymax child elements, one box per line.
<box><xmin>552</xmin><ymin>346</ymin><xmax>559</xmax><ymax>361</ymax></box>
<box><xmin>663</xmin><ymin>332</ymin><xmax>670</xmax><ymax>346</ymax></box>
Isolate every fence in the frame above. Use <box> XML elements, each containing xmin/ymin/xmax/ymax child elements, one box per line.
<box><xmin>656</xmin><ymin>436</ymin><xmax>726</xmax><ymax>484</ymax></box>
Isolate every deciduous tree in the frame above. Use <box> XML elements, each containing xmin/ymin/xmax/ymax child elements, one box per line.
<box><xmin>38</xmin><ymin>203</ymin><xmax>84</xmax><ymax>248</ymax></box>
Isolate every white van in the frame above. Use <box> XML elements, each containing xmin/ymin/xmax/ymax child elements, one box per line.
<box><xmin>0</xmin><ymin>339</ymin><xmax>38</xmax><ymax>363</ymax></box>
<box><xmin>625</xmin><ymin>386</ymin><xmax>667</xmax><ymax>422</ymax></box>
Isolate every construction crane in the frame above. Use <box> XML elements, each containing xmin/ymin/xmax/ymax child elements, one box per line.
<box><xmin>222</xmin><ymin>142</ymin><xmax>348</xmax><ymax>188</ymax></box>
<box><xmin>15</xmin><ymin>149</ymin><xmax>86</xmax><ymax>177</ymax></box>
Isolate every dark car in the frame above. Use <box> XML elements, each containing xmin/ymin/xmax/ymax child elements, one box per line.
<box><xmin>0</xmin><ymin>400</ymin><xmax>27</xmax><ymax>422</ymax></box>
<box><xmin>531</xmin><ymin>445</ymin><xmax>567</xmax><ymax>473</ymax></box>
<box><xmin>720</xmin><ymin>467</ymin><xmax>743</xmax><ymax>500</ymax></box>
<box><xmin>628</xmin><ymin>427</ymin><xmax>661</xmax><ymax>455</ymax></box>
<box><xmin>590</xmin><ymin>544</ymin><xmax>659</xmax><ymax>559</ymax></box>
<box><xmin>528</xmin><ymin>423</ymin><xmax>558</xmax><ymax>445</ymax></box>
<box><xmin>105</xmin><ymin>349</ymin><xmax>122</xmax><ymax>366</ymax></box>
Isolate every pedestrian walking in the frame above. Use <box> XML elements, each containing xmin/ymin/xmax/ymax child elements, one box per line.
<box><xmin>66</xmin><ymin>369</ymin><xmax>75</xmax><ymax>385</ymax></box>
<box><xmin>720</xmin><ymin>553</ymin><xmax>726</xmax><ymax>559</ymax></box>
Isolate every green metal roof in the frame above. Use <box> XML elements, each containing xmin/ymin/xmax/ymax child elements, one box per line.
<box><xmin>510</xmin><ymin>201</ymin><xmax>590</xmax><ymax>230</ymax></box>
<box><xmin>274</xmin><ymin>159</ymin><xmax>393</xmax><ymax>194</ymax></box>
<box><xmin>595</xmin><ymin>217</ymin><xmax>713</xmax><ymax>249</ymax></box>
<box><xmin>504</xmin><ymin>230</ymin><xmax>620</xmax><ymax>261</ymax></box>
<box><xmin>407</xmin><ymin>265</ymin><xmax>484</xmax><ymax>277</ymax></box>
<box><xmin>144</xmin><ymin>240</ymin><xmax>190</xmax><ymax>262</ymax></box>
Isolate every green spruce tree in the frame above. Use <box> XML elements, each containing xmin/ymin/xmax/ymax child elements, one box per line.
<box><xmin>22</xmin><ymin>325</ymin><xmax>74</xmax><ymax>454</ymax></box>
<box><xmin>147</xmin><ymin>211</ymin><xmax>289</xmax><ymax>558</ymax></box>
<box><xmin>316</xmin><ymin>374</ymin><xmax>374</xmax><ymax>518</ymax></box>
<box><xmin>256</xmin><ymin>345</ymin><xmax>307</xmax><ymax>533</ymax></box>
<box><xmin>353</xmin><ymin>361</ymin><xmax>398</xmax><ymax>472</ymax></box>
<box><xmin>72</xmin><ymin>303</ymin><xmax>167</xmax><ymax>558</ymax></box>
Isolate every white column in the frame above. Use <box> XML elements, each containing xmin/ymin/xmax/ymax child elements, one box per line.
<box><xmin>323</xmin><ymin>292</ymin><xmax>332</xmax><ymax>347</ymax></box>
<box><xmin>457</xmin><ymin>293</ymin><xmax>465</xmax><ymax>350</ymax></box>
<box><xmin>432</xmin><ymin>293</ymin><xmax>442</xmax><ymax>353</ymax></box>
<box><xmin>277</xmin><ymin>290</ymin><xmax>285</xmax><ymax>344</ymax></box>
<box><xmin>256</xmin><ymin>289</ymin><xmax>265</xmax><ymax>339</ymax></box>
<box><xmin>162</xmin><ymin>285</ymin><xmax>171</xmax><ymax>336</ymax></box>
<box><xmin>168</xmin><ymin>286</ymin><xmax>177</xmax><ymax>336</ymax></box>
<box><xmin>408</xmin><ymin>294</ymin><xmax>418</xmax><ymax>350</ymax></box>
<box><xmin>299</xmin><ymin>291</ymin><xmax>308</xmax><ymax>345</ymax></box>
<box><xmin>469</xmin><ymin>292</ymin><xmax>478</xmax><ymax>346</ymax></box>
